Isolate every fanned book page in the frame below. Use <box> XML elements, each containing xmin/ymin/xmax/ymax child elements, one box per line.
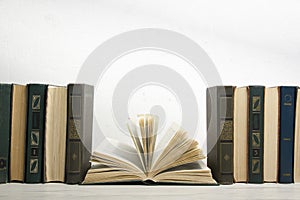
<box><xmin>83</xmin><ymin>114</ymin><xmax>216</xmax><ymax>185</ymax></box>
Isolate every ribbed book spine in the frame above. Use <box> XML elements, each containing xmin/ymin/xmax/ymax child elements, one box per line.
<box><xmin>279</xmin><ymin>86</ymin><xmax>297</xmax><ymax>183</ymax></box>
<box><xmin>207</xmin><ymin>86</ymin><xmax>235</xmax><ymax>184</ymax></box>
<box><xmin>25</xmin><ymin>84</ymin><xmax>48</xmax><ymax>183</ymax></box>
<box><xmin>0</xmin><ymin>84</ymin><xmax>12</xmax><ymax>183</ymax></box>
<box><xmin>65</xmin><ymin>84</ymin><xmax>94</xmax><ymax>184</ymax></box>
<box><xmin>248</xmin><ymin>86</ymin><xmax>265</xmax><ymax>183</ymax></box>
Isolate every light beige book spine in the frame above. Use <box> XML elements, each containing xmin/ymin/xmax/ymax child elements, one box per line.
<box><xmin>233</xmin><ymin>87</ymin><xmax>248</xmax><ymax>182</ymax></box>
<box><xmin>10</xmin><ymin>85</ymin><xmax>27</xmax><ymax>182</ymax></box>
<box><xmin>294</xmin><ymin>88</ymin><xmax>300</xmax><ymax>183</ymax></box>
<box><xmin>44</xmin><ymin>86</ymin><xmax>67</xmax><ymax>182</ymax></box>
<box><xmin>263</xmin><ymin>87</ymin><xmax>279</xmax><ymax>182</ymax></box>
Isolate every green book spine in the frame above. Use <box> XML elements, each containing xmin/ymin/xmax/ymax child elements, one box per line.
<box><xmin>248</xmin><ymin>86</ymin><xmax>265</xmax><ymax>183</ymax></box>
<box><xmin>65</xmin><ymin>84</ymin><xmax>94</xmax><ymax>184</ymax></box>
<box><xmin>207</xmin><ymin>86</ymin><xmax>235</xmax><ymax>184</ymax></box>
<box><xmin>0</xmin><ymin>84</ymin><xmax>12</xmax><ymax>183</ymax></box>
<box><xmin>25</xmin><ymin>84</ymin><xmax>47</xmax><ymax>183</ymax></box>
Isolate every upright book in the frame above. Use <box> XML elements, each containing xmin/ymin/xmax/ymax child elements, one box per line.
<box><xmin>207</xmin><ymin>86</ymin><xmax>235</xmax><ymax>184</ymax></box>
<box><xmin>25</xmin><ymin>84</ymin><xmax>48</xmax><ymax>183</ymax></box>
<box><xmin>279</xmin><ymin>86</ymin><xmax>297</xmax><ymax>183</ymax></box>
<box><xmin>10</xmin><ymin>84</ymin><xmax>27</xmax><ymax>182</ymax></box>
<box><xmin>263</xmin><ymin>87</ymin><xmax>280</xmax><ymax>182</ymax></box>
<box><xmin>44</xmin><ymin>86</ymin><xmax>67</xmax><ymax>182</ymax></box>
<box><xmin>233</xmin><ymin>87</ymin><xmax>248</xmax><ymax>182</ymax></box>
<box><xmin>0</xmin><ymin>84</ymin><xmax>12</xmax><ymax>183</ymax></box>
<box><xmin>248</xmin><ymin>86</ymin><xmax>264</xmax><ymax>183</ymax></box>
<box><xmin>65</xmin><ymin>84</ymin><xmax>94</xmax><ymax>184</ymax></box>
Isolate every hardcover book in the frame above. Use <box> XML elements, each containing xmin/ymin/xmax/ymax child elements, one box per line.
<box><xmin>10</xmin><ymin>84</ymin><xmax>27</xmax><ymax>182</ymax></box>
<box><xmin>25</xmin><ymin>84</ymin><xmax>48</xmax><ymax>183</ymax></box>
<box><xmin>44</xmin><ymin>86</ymin><xmax>67</xmax><ymax>182</ymax></box>
<box><xmin>279</xmin><ymin>86</ymin><xmax>297</xmax><ymax>183</ymax></box>
<box><xmin>83</xmin><ymin>114</ymin><xmax>216</xmax><ymax>185</ymax></box>
<box><xmin>65</xmin><ymin>84</ymin><xmax>94</xmax><ymax>184</ymax></box>
<box><xmin>263</xmin><ymin>87</ymin><xmax>280</xmax><ymax>182</ymax></box>
<box><xmin>233</xmin><ymin>87</ymin><xmax>248</xmax><ymax>182</ymax></box>
<box><xmin>207</xmin><ymin>86</ymin><xmax>235</xmax><ymax>184</ymax></box>
<box><xmin>248</xmin><ymin>86</ymin><xmax>264</xmax><ymax>183</ymax></box>
<box><xmin>0</xmin><ymin>84</ymin><xmax>12</xmax><ymax>183</ymax></box>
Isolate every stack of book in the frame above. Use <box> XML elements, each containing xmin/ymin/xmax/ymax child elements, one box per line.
<box><xmin>207</xmin><ymin>86</ymin><xmax>300</xmax><ymax>184</ymax></box>
<box><xmin>0</xmin><ymin>83</ymin><xmax>94</xmax><ymax>184</ymax></box>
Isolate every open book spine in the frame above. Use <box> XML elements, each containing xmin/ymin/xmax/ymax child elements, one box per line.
<box><xmin>207</xmin><ymin>86</ymin><xmax>235</xmax><ymax>184</ymax></box>
<box><xmin>65</xmin><ymin>84</ymin><xmax>94</xmax><ymax>184</ymax></box>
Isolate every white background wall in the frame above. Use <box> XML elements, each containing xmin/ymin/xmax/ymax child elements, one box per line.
<box><xmin>1</xmin><ymin>0</ymin><xmax>300</xmax><ymax>152</ymax></box>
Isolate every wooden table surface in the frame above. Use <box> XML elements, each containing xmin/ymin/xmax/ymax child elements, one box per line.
<box><xmin>1</xmin><ymin>183</ymin><xmax>299</xmax><ymax>200</ymax></box>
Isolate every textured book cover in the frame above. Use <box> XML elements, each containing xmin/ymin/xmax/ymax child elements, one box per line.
<box><xmin>65</xmin><ymin>84</ymin><xmax>94</xmax><ymax>184</ymax></box>
<box><xmin>248</xmin><ymin>86</ymin><xmax>265</xmax><ymax>183</ymax></box>
<box><xmin>294</xmin><ymin>88</ymin><xmax>300</xmax><ymax>183</ymax></box>
<box><xmin>207</xmin><ymin>86</ymin><xmax>235</xmax><ymax>184</ymax></box>
<box><xmin>10</xmin><ymin>85</ymin><xmax>27</xmax><ymax>182</ymax></box>
<box><xmin>25</xmin><ymin>84</ymin><xmax>48</xmax><ymax>183</ymax></box>
<box><xmin>279</xmin><ymin>86</ymin><xmax>297</xmax><ymax>183</ymax></box>
<box><xmin>0</xmin><ymin>84</ymin><xmax>12</xmax><ymax>183</ymax></box>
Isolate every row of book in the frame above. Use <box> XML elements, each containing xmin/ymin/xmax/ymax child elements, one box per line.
<box><xmin>0</xmin><ymin>83</ymin><xmax>93</xmax><ymax>184</ymax></box>
<box><xmin>207</xmin><ymin>86</ymin><xmax>300</xmax><ymax>184</ymax></box>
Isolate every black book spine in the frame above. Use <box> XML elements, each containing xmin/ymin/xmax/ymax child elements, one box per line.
<box><xmin>0</xmin><ymin>84</ymin><xmax>12</xmax><ymax>183</ymax></box>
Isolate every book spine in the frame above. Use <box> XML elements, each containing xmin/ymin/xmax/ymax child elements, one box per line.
<box><xmin>248</xmin><ymin>86</ymin><xmax>265</xmax><ymax>183</ymax></box>
<box><xmin>0</xmin><ymin>84</ymin><xmax>12</xmax><ymax>183</ymax></box>
<box><xmin>10</xmin><ymin>85</ymin><xmax>27</xmax><ymax>182</ymax></box>
<box><xmin>25</xmin><ymin>84</ymin><xmax>47</xmax><ymax>183</ymax></box>
<box><xmin>65</xmin><ymin>84</ymin><xmax>94</xmax><ymax>184</ymax></box>
<box><xmin>279</xmin><ymin>86</ymin><xmax>297</xmax><ymax>183</ymax></box>
<box><xmin>207</xmin><ymin>86</ymin><xmax>234</xmax><ymax>184</ymax></box>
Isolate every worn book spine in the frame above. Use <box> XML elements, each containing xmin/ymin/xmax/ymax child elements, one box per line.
<box><xmin>10</xmin><ymin>85</ymin><xmax>27</xmax><ymax>182</ymax></box>
<box><xmin>25</xmin><ymin>84</ymin><xmax>48</xmax><ymax>183</ymax></box>
<box><xmin>207</xmin><ymin>86</ymin><xmax>235</xmax><ymax>184</ymax></box>
<box><xmin>0</xmin><ymin>84</ymin><xmax>12</xmax><ymax>183</ymax></box>
<box><xmin>248</xmin><ymin>86</ymin><xmax>265</xmax><ymax>183</ymax></box>
<box><xmin>279</xmin><ymin>86</ymin><xmax>297</xmax><ymax>183</ymax></box>
<box><xmin>65</xmin><ymin>84</ymin><xmax>94</xmax><ymax>184</ymax></box>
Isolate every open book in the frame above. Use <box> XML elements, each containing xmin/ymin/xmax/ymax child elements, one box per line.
<box><xmin>83</xmin><ymin>114</ymin><xmax>216</xmax><ymax>184</ymax></box>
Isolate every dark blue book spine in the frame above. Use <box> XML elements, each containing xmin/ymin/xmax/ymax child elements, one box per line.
<box><xmin>279</xmin><ymin>86</ymin><xmax>297</xmax><ymax>183</ymax></box>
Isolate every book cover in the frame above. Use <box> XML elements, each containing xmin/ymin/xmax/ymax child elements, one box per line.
<box><xmin>25</xmin><ymin>84</ymin><xmax>48</xmax><ymax>183</ymax></box>
<box><xmin>0</xmin><ymin>84</ymin><xmax>12</xmax><ymax>183</ymax></box>
<box><xmin>279</xmin><ymin>86</ymin><xmax>297</xmax><ymax>183</ymax></box>
<box><xmin>44</xmin><ymin>86</ymin><xmax>67</xmax><ymax>182</ymax></box>
<box><xmin>248</xmin><ymin>86</ymin><xmax>264</xmax><ymax>183</ymax></box>
<box><xmin>65</xmin><ymin>84</ymin><xmax>94</xmax><ymax>184</ymax></box>
<box><xmin>207</xmin><ymin>86</ymin><xmax>235</xmax><ymax>184</ymax></box>
<box><xmin>10</xmin><ymin>84</ymin><xmax>27</xmax><ymax>182</ymax></box>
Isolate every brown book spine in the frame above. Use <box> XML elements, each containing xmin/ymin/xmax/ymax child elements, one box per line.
<box><xmin>65</xmin><ymin>84</ymin><xmax>94</xmax><ymax>184</ymax></box>
<box><xmin>207</xmin><ymin>86</ymin><xmax>235</xmax><ymax>184</ymax></box>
